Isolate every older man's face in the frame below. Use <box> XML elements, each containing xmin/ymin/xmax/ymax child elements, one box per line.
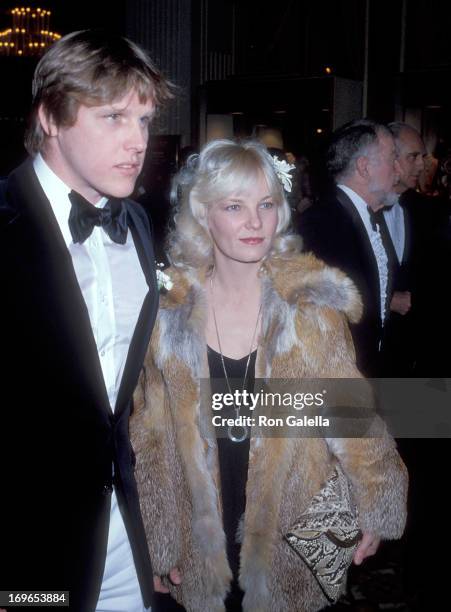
<box><xmin>394</xmin><ymin>129</ymin><xmax>426</xmax><ymax>194</ymax></box>
<box><xmin>367</xmin><ymin>132</ymin><xmax>398</xmax><ymax>208</ymax></box>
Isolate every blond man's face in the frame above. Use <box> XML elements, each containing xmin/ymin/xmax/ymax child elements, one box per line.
<box><xmin>41</xmin><ymin>89</ymin><xmax>155</xmax><ymax>203</ymax></box>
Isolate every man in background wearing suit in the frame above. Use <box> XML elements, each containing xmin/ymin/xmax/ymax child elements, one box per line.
<box><xmin>386</xmin><ymin>122</ymin><xmax>451</xmax><ymax>377</ymax></box>
<box><xmin>379</xmin><ymin>122</ymin><xmax>426</xmax><ymax>376</ymax></box>
<box><xmin>299</xmin><ymin>120</ymin><xmax>398</xmax><ymax>377</ymax></box>
<box><xmin>0</xmin><ymin>30</ymin><xmax>172</xmax><ymax>612</ymax></box>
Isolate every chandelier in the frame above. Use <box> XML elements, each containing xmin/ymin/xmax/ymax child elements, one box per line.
<box><xmin>0</xmin><ymin>6</ymin><xmax>61</xmax><ymax>57</ymax></box>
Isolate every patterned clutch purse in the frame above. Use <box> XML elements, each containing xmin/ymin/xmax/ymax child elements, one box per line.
<box><xmin>284</xmin><ymin>464</ymin><xmax>362</xmax><ymax>603</ymax></box>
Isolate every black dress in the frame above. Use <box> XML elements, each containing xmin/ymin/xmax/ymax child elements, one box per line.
<box><xmin>207</xmin><ymin>346</ymin><xmax>257</xmax><ymax>612</ymax></box>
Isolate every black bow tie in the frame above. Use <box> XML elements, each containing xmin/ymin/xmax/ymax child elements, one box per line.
<box><xmin>68</xmin><ymin>191</ymin><xmax>128</xmax><ymax>245</ymax></box>
<box><xmin>367</xmin><ymin>207</ymin><xmax>383</xmax><ymax>232</ymax></box>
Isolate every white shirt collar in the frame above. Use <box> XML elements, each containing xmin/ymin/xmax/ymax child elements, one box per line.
<box><xmin>383</xmin><ymin>195</ymin><xmax>401</xmax><ymax>215</ymax></box>
<box><xmin>337</xmin><ymin>184</ymin><xmax>373</xmax><ymax>225</ymax></box>
<box><xmin>33</xmin><ymin>153</ymin><xmax>107</xmax><ymax>248</ymax></box>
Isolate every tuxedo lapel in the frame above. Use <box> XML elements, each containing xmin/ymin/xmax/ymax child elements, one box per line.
<box><xmin>402</xmin><ymin>205</ymin><xmax>412</xmax><ymax>266</ymax></box>
<box><xmin>114</xmin><ymin>203</ymin><xmax>158</xmax><ymax>417</ymax></box>
<box><xmin>393</xmin><ymin>204</ymin><xmax>413</xmax><ymax>291</ymax></box>
<box><xmin>335</xmin><ymin>188</ymin><xmax>381</xmax><ymax>305</ymax></box>
<box><xmin>6</xmin><ymin>160</ymin><xmax>112</xmax><ymax>416</ymax></box>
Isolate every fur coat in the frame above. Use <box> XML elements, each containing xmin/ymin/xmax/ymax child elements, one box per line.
<box><xmin>131</xmin><ymin>253</ymin><xmax>408</xmax><ymax>612</ymax></box>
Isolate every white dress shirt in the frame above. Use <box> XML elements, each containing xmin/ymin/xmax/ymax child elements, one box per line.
<box><xmin>338</xmin><ymin>184</ymin><xmax>389</xmax><ymax>324</ymax></box>
<box><xmin>33</xmin><ymin>154</ymin><xmax>149</xmax><ymax>612</ymax></box>
<box><xmin>383</xmin><ymin>198</ymin><xmax>405</xmax><ymax>264</ymax></box>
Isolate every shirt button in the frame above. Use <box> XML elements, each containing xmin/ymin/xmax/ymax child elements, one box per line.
<box><xmin>100</xmin><ymin>350</ymin><xmax>105</xmax><ymax>357</ymax></box>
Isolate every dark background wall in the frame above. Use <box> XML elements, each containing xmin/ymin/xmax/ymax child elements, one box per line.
<box><xmin>1</xmin><ymin>0</ymin><xmax>451</xmax><ymax>174</ymax></box>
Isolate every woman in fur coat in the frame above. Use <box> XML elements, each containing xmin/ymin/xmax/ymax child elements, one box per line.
<box><xmin>131</xmin><ymin>140</ymin><xmax>408</xmax><ymax>612</ymax></box>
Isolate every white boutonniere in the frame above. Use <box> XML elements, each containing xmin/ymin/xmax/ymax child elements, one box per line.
<box><xmin>156</xmin><ymin>262</ymin><xmax>173</xmax><ymax>291</ymax></box>
<box><xmin>272</xmin><ymin>156</ymin><xmax>296</xmax><ymax>193</ymax></box>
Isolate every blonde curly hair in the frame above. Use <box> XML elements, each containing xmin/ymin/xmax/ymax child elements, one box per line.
<box><xmin>168</xmin><ymin>139</ymin><xmax>301</xmax><ymax>269</ymax></box>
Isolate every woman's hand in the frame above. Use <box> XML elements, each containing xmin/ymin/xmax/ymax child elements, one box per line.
<box><xmin>153</xmin><ymin>567</ymin><xmax>182</xmax><ymax>593</ymax></box>
<box><xmin>353</xmin><ymin>532</ymin><xmax>380</xmax><ymax>565</ymax></box>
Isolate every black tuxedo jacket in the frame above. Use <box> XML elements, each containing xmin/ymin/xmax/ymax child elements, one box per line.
<box><xmin>0</xmin><ymin>160</ymin><xmax>158</xmax><ymax>611</ymax></box>
<box><xmin>387</xmin><ymin>201</ymin><xmax>414</xmax><ymax>292</ymax></box>
<box><xmin>380</xmin><ymin>201</ymin><xmax>416</xmax><ymax>375</ymax></box>
<box><xmin>299</xmin><ymin>187</ymin><xmax>394</xmax><ymax>376</ymax></box>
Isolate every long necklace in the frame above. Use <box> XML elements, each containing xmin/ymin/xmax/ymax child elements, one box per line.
<box><xmin>210</xmin><ymin>274</ymin><xmax>262</xmax><ymax>442</ymax></box>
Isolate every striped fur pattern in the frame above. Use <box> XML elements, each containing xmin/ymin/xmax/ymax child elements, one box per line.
<box><xmin>131</xmin><ymin>253</ymin><xmax>407</xmax><ymax>611</ymax></box>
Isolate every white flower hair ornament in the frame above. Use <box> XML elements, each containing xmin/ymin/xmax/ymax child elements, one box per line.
<box><xmin>156</xmin><ymin>262</ymin><xmax>174</xmax><ymax>292</ymax></box>
<box><xmin>272</xmin><ymin>156</ymin><xmax>296</xmax><ymax>193</ymax></box>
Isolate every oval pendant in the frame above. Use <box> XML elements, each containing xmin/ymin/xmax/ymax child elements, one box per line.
<box><xmin>228</xmin><ymin>423</ymin><xmax>249</xmax><ymax>443</ymax></box>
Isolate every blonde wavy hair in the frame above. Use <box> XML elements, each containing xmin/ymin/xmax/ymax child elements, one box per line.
<box><xmin>168</xmin><ymin>139</ymin><xmax>301</xmax><ymax>269</ymax></box>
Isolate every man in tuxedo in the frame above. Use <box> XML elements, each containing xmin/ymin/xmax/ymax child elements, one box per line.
<box><xmin>384</xmin><ymin>123</ymin><xmax>451</xmax><ymax>610</ymax></box>
<box><xmin>379</xmin><ymin>122</ymin><xmax>426</xmax><ymax>376</ymax></box>
<box><xmin>386</xmin><ymin>123</ymin><xmax>451</xmax><ymax>377</ymax></box>
<box><xmin>299</xmin><ymin>120</ymin><xmax>398</xmax><ymax>376</ymax></box>
<box><xmin>0</xmin><ymin>31</ymin><xmax>172</xmax><ymax>611</ymax></box>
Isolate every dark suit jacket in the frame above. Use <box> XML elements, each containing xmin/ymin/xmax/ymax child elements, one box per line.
<box><xmin>299</xmin><ymin>187</ymin><xmax>394</xmax><ymax>377</ymax></box>
<box><xmin>386</xmin><ymin>202</ymin><xmax>414</xmax><ymax>292</ymax></box>
<box><xmin>0</xmin><ymin>160</ymin><xmax>158</xmax><ymax>611</ymax></box>
<box><xmin>379</xmin><ymin>201</ymin><xmax>416</xmax><ymax>375</ymax></box>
